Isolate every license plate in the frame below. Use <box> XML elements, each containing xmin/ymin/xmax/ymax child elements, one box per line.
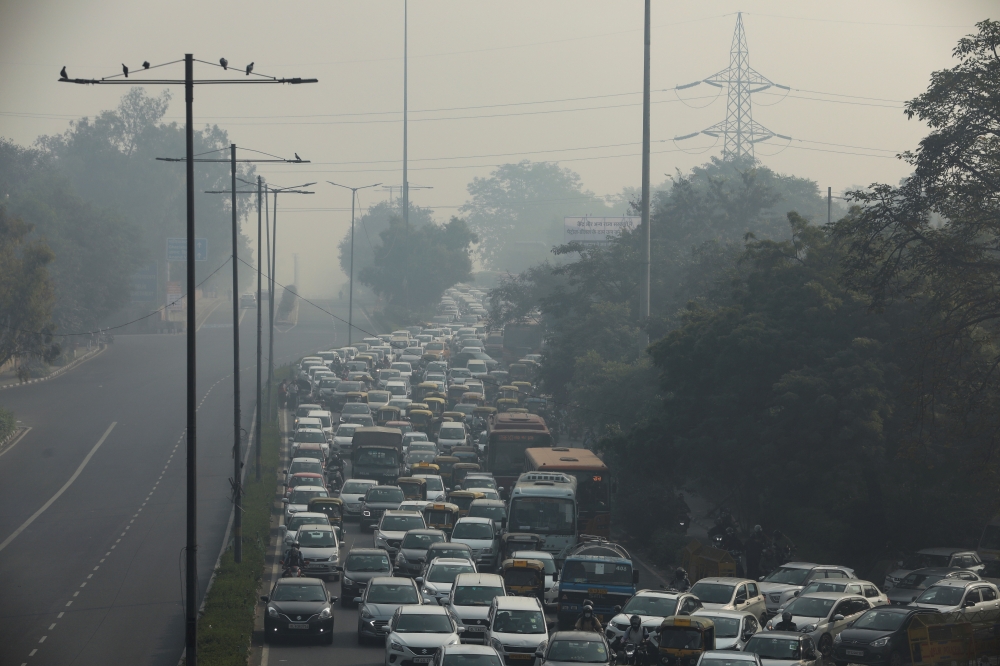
<box><xmin>509</xmin><ymin>655</ymin><xmax>533</xmax><ymax>660</ymax></box>
<box><xmin>846</xmin><ymin>650</ymin><xmax>865</xmax><ymax>657</ymax></box>
<box><xmin>288</xmin><ymin>623</ymin><xmax>309</xmax><ymax>630</ymax></box>
<box><xmin>413</xmin><ymin>659</ymin><xmax>432</xmax><ymax>664</ymax></box>
<box><xmin>588</xmin><ymin>588</ymin><xmax>608</xmax><ymax>595</ymax></box>
<box><xmin>467</xmin><ymin>626</ymin><xmax>486</xmax><ymax>632</ymax></box>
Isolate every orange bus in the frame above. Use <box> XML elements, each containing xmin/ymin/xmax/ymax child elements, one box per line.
<box><xmin>524</xmin><ymin>447</ymin><xmax>610</xmax><ymax>538</ymax></box>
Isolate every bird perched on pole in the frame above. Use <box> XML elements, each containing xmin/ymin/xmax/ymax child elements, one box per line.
<box><xmin>294</xmin><ymin>153</ymin><xmax>301</xmax><ymax>161</ymax></box>
<box><xmin>220</xmin><ymin>57</ymin><xmax>228</xmax><ymax>70</ymax></box>
<box><xmin>122</xmin><ymin>63</ymin><xmax>129</xmax><ymax>78</ymax></box>
<box><xmin>60</xmin><ymin>66</ymin><xmax>67</xmax><ymax>80</ymax></box>
<box><xmin>143</xmin><ymin>61</ymin><xmax>150</xmax><ymax>70</ymax></box>
<box><xmin>245</xmin><ymin>62</ymin><xmax>253</xmax><ymax>76</ymax></box>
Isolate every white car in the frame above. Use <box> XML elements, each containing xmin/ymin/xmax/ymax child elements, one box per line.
<box><xmin>691</xmin><ymin>609</ymin><xmax>761</xmax><ymax>650</ymax></box>
<box><xmin>510</xmin><ymin>550</ymin><xmax>558</xmax><ymax>607</ymax></box>
<box><xmin>402</xmin><ymin>432</ymin><xmax>430</xmax><ymax>452</ymax></box>
<box><xmin>333</xmin><ymin>423</ymin><xmax>360</xmax><ymax>454</ymax></box>
<box><xmin>758</xmin><ymin>563</ymin><xmax>856</xmax><ymax>617</ymax></box>
<box><xmin>386</xmin><ymin>381</ymin><xmax>410</xmax><ymax>400</ymax></box>
<box><xmin>436</xmin><ymin>423</ymin><xmax>468</xmax><ymax>455</ymax></box>
<box><xmin>908</xmin><ymin>578</ymin><xmax>1000</xmax><ymax>613</ymax></box>
<box><xmin>280</xmin><ymin>511</ymin><xmax>328</xmax><ymax>546</ymax></box>
<box><xmin>409</xmin><ymin>442</ymin><xmax>439</xmax><ymax>456</ymax></box>
<box><xmin>340</xmin><ymin>478</ymin><xmax>378</xmax><ymax>518</ymax></box>
<box><xmin>450</xmin><ymin>517</ymin><xmax>499</xmax><ymax>570</ymax></box>
<box><xmin>775</xmin><ymin>579</ymin><xmax>887</xmax><ymax>615</ymax></box>
<box><xmin>306</xmin><ymin>410</ymin><xmax>335</xmax><ymax>442</ymax></box>
<box><xmin>375</xmin><ymin>510</ymin><xmax>428</xmax><ymax>557</ymax></box>
<box><xmin>293</xmin><ymin>523</ymin><xmax>342</xmax><ymax>581</ymax></box>
<box><xmin>283</xmin><ymin>457</ymin><xmax>326</xmax><ymax>488</ymax></box>
<box><xmin>413</xmin><ymin>473</ymin><xmax>447</xmax><ymax>501</ymax></box>
<box><xmin>367</xmin><ymin>390</ymin><xmax>392</xmax><ymax>410</ymax></box>
<box><xmin>764</xmin><ymin>592</ymin><xmax>871</xmax><ymax>658</ymax></box>
<box><xmin>444</xmin><ymin>573</ymin><xmax>506</xmax><ymax>644</ymax></box>
<box><xmin>291</xmin><ymin>426</ymin><xmax>329</xmax><ymax>458</ymax></box>
<box><xmin>385</xmin><ymin>604</ymin><xmax>463</xmax><ymax>665</ymax></box>
<box><xmin>283</xmin><ymin>485</ymin><xmax>329</xmax><ymax>521</ymax></box>
<box><xmin>484</xmin><ymin>595</ymin><xmax>548</xmax><ymax>662</ymax></box>
<box><xmin>689</xmin><ymin>577</ymin><xmax>767</xmax><ymax>622</ymax></box>
<box><xmin>418</xmin><ymin>557</ymin><xmax>477</xmax><ymax>604</ymax></box>
<box><xmin>606</xmin><ymin>589</ymin><xmax>703</xmax><ymax>646</ymax></box>
<box><xmin>743</xmin><ymin>631</ymin><xmax>820</xmax><ymax>666</ymax></box>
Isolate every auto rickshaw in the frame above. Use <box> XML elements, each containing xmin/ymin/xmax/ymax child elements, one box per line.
<box><xmin>655</xmin><ymin>616</ymin><xmax>715</xmax><ymax>665</ymax></box>
<box><xmin>498</xmin><ymin>385</ymin><xmax>520</xmax><ymax>401</ymax></box>
<box><xmin>307</xmin><ymin>497</ymin><xmax>345</xmax><ymax>542</ymax></box>
<box><xmin>414</xmin><ymin>382</ymin><xmax>438</xmax><ymax>403</ymax></box>
<box><xmin>409</xmin><ymin>461</ymin><xmax>440</xmax><ymax>477</ymax></box>
<box><xmin>501</xmin><ymin>558</ymin><xmax>546</xmax><ymax>603</ymax></box>
<box><xmin>425</xmin><ymin>397</ymin><xmax>446</xmax><ymax>417</ymax></box>
<box><xmin>461</xmin><ymin>392</ymin><xmax>486</xmax><ymax>407</ymax></box>
<box><xmin>376</xmin><ymin>405</ymin><xmax>401</xmax><ymax>426</ymax></box>
<box><xmin>385</xmin><ymin>420</ymin><xmax>412</xmax><ymax>434</ymax></box>
<box><xmin>451</xmin><ymin>448</ymin><xmax>480</xmax><ymax>466</ymax></box>
<box><xmin>507</xmin><ymin>407</ymin><xmax>529</xmax><ymax>414</ymax></box>
<box><xmin>452</xmin><ymin>461</ymin><xmax>482</xmax><ymax>487</ymax></box>
<box><xmin>511</xmin><ymin>381</ymin><xmax>533</xmax><ymax>401</ymax></box>
<box><xmin>409</xmin><ymin>409</ymin><xmax>434</xmax><ymax>433</ymax></box>
<box><xmin>498</xmin><ymin>533</ymin><xmax>546</xmax><ymax>566</ymax></box>
<box><xmin>446</xmin><ymin>384</ymin><xmax>466</xmax><ymax>405</ymax></box>
<box><xmin>409</xmin><ymin>402</ymin><xmax>430</xmax><ymax>413</ymax></box>
<box><xmin>397</xmin><ymin>476</ymin><xmax>428</xmax><ymax>501</ymax></box>
<box><xmin>447</xmin><ymin>489</ymin><xmax>485</xmax><ymax>516</ymax></box>
<box><xmin>345</xmin><ymin>390</ymin><xmax>367</xmax><ymax>404</ymax></box>
<box><xmin>442</xmin><ymin>411</ymin><xmax>467</xmax><ymax>425</ymax></box>
<box><xmin>496</xmin><ymin>398</ymin><xmax>519</xmax><ymax>413</ymax></box>
<box><xmin>434</xmin><ymin>455</ymin><xmax>461</xmax><ymax>486</ymax></box>
<box><xmin>422</xmin><ymin>502</ymin><xmax>460</xmax><ymax>536</ymax></box>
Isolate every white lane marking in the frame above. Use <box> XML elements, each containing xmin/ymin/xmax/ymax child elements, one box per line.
<box><xmin>29</xmin><ymin>649</ymin><xmax>37</xmax><ymax>656</ymax></box>
<box><xmin>65</xmin><ymin>601</ymin><xmax>71</xmax><ymax>607</ymax></box>
<box><xmin>87</xmin><ymin>574</ymin><xmax>93</xmax><ymax>579</ymax></box>
<box><xmin>57</xmin><ymin>612</ymin><xmax>64</xmax><ymax>618</ymax></box>
<box><xmin>38</xmin><ymin>636</ymin><xmax>46</xmax><ymax>643</ymax></box>
<box><xmin>48</xmin><ymin>623</ymin><xmax>55</xmax><ymax>630</ymax></box>
<box><xmin>73</xmin><ymin>591</ymin><xmax>79</xmax><ymax>597</ymax></box>
<box><xmin>80</xmin><ymin>582</ymin><xmax>86</xmax><ymax>587</ymax></box>
<box><xmin>196</xmin><ymin>299</ymin><xmax>224</xmax><ymax>332</ymax></box>
<box><xmin>0</xmin><ymin>422</ymin><xmax>117</xmax><ymax>553</ymax></box>
<box><xmin>0</xmin><ymin>426</ymin><xmax>32</xmax><ymax>459</ymax></box>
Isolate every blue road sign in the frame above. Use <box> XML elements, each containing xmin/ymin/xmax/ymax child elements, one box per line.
<box><xmin>130</xmin><ymin>263</ymin><xmax>158</xmax><ymax>303</ymax></box>
<box><xmin>167</xmin><ymin>237</ymin><xmax>208</xmax><ymax>262</ymax></box>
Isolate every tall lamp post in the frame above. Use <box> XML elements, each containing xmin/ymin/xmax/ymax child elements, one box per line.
<box><xmin>59</xmin><ymin>56</ymin><xmax>316</xmax><ymax>666</ymax></box>
<box><xmin>327</xmin><ymin>181</ymin><xmax>381</xmax><ymax>346</ymax></box>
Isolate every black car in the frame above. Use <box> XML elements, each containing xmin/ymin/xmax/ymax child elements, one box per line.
<box><xmin>341</xmin><ymin>548</ymin><xmax>393</xmax><ymax>608</ymax></box>
<box><xmin>360</xmin><ymin>485</ymin><xmax>405</xmax><ymax>531</ymax></box>
<box><xmin>395</xmin><ymin>529</ymin><xmax>448</xmax><ymax>577</ymax></box>
<box><xmin>261</xmin><ymin>577</ymin><xmax>336</xmax><ymax>644</ymax></box>
<box><xmin>832</xmin><ymin>606</ymin><xmax>936</xmax><ymax>666</ymax></box>
<box><xmin>885</xmin><ymin>567</ymin><xmax>981</xmax><ymax>605</ymax></box>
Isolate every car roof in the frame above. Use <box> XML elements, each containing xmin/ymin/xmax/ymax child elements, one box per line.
<box><xmin>700</xmin><ymin>650</ymin><xmax>757</xmax><ymax>660</ymax></box>
<box><xmin>404</xmin><ymin>529</ymin><xmax>446</xmax><ymax>536</ymax></box>
<box><xmin>511</xmin><ymin>550</ymin><xmax>554</xmax><ymax>560</ymax></box>
<box><xmin>348</xmin><ymin>548</ymin><xmax>388</xmax><ymax>555</ymax></box>
<box><xmin>275</xmin><ymin>576</ymin><xmax>324</xmax><ymax>586</ymax></box>
<box><xmin>382</xmin><ymin>510</ymin><xmax>422</xmax><ymax>516</ymax></box>
<box><xmin>908</xmin><ymin>567</ymin><xmax>975</xmax><ymax>575</ymax></box>
<box><xmin>632</xmin><ymin>589</ymin><xmax>681</xmax><ymax>599</ymax></box>
<box><xmin>287</xmin><ymin>512</ymin><xmax>326</xmax><ymax>519</ymax></box>
<box><xmin>795</xmin><ymin>592</ymin><xmax>862</xmax><ymax>601</ymax></box>
<box><xmin>456</xmin><ymin>516</ymin><xmax>494</xmax><ymax>525</ymax></box>
<box><xmin>550</xmin><ymin>630</ymin><xmax>605</xmax><ymax>641</ymax></box>
<box><xmin>429</xmin><ymin>558</ymin><xmax>477</xmax><ymax>567</ymax></box>
<box><xmin>343</xmin><ymin>478</ymin><xmax>377</xmax><ymax>485</ymax></box>
<box><xmin>776</xmin><ymin>562</ymin><xmax>821</xmax><ymax>570</ymax></box>
<box><xmin>289</xmin><ymin>457</ymin><xmax>322</xmax><ymax>463</ymax></box>
<box><xmin>692</xmin><ymin>609</ymin><xmax>755</xmax><ymax>619</ymax></box>
<box><xmin>928</xmin><ymin>579</ymin><xmax>978</xmax><ymax>589</ymax></box>
<box><xmin>399</xmin><ymin>604</ymin><xmax>448</xmax><ymax>615</ymax></box>
<box><xmin>494</xmin><ymin>595</ymin><xmax>542</xmax><ymax>609</ymax></box>
<box><xmin>694</xmin><ymin>577</ymin><xmax>753</xmax><ymax>585</ymax></box>
<box><xmin>455</xmin><ymin>572</ymin><xmax>503</xmax><ymax>585</ymax></box>
<box><xmin>754</xmin><ymin>631</ymin><xmax>804</xmax><ymax>639</ymax></box>
<box><xmin>430</xmin><ymin>542</ymin><xmax>472</xmax><ymax>551</ymax></box>
<box><xmin>917</xmin><ymin>547</ymin><xmax>974</xmax><ymax>556</ymax></box>
<box><xmin>370</xmin><ymin>576</ymin><xmax>416</xmax><ymax>585</ymax></box>
<box><xmin>298</xmin><ymin>523</ymin><xmax>333</xmax><ymax>531</ymax></box>
<box><xmin>440</xmin><ymin>644</ymin><xmax>502</xmax><ymax>655</ymax></box>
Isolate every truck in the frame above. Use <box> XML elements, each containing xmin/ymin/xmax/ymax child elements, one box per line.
<box><xmin>351</xmin><ymin>426</ymin><xmax>405</xmax><ymax>484</ymax></box>
<box><xmin>555</xmin><ymin>537</ymin><xmax>638</xmax><ymax>630</ymax></box>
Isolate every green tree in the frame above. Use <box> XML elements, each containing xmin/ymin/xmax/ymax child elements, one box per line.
<box><xmin>0</xmin><ymin>206</ymin><xmax>58</xmax><ymax>368</ymax></box>
<box><xmin>338</xmin><ymin>200</ymin><xmax>434</xmax><ymax>292</ymax></box>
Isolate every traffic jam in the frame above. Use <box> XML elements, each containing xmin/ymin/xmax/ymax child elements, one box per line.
<box><xmin>264</xmin><ymin>285</ymin><xmax>1000</xmax><ymax>666</ymax></box>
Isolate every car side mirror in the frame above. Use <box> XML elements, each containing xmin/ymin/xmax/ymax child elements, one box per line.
<box><xmin>436</xmin><ymin>596</ymin><xmax>445</xmax><ymax>606</ymax></box>
<box><xmin>964</xmin><ymin>599</ymin><xmax>976</xmax><ymax>608</ymax></box>
<box><xmin>535</xmin><ymin>648</ymin><xmax>545</xmax><ymax>658</ymax></box>
<box><xmin>280</xmin><ymin>526</ymin><xmax>287</xmax><ymax>535</ymax></box>
<box><xmin>758</xmin><ymin>576</ymin><xmax>765</xmax><ymax>582</ymax></box>
<box><xmin>832</xmin><ymin>614</ymin><xmax>845</xmax><ymax>621</ymax></box>
<box><xmin>330</xmin><ymin>596</ymin><xmax>338</xmax><ymax>603</ymax></box>
<box><xmin>282</xmin><ymin>469</ymin><xmax>287</xmax><ymax>474</ymax></box>
<box><xmin>416</xmin><ymin>577</ymin><xmax>424</xmax><ymax>584</ymax></box>
<box><xmin>793</xmin><ymin>590</ymin><xmax>800</xmax><ymax>597</ymax></box>
<box><xmin>260</xmin><ymin>595</ymin><xmax>269</xmax><ymax>603</ymax></box>
<box><xmin>353</xmin><ymin>596</ymin><xmax>363</xmax><ymax>604</ymax></box>
<box><xmin>457</xmin><ymin>626</ymin><xmax>466</xmax><ymax>634</ymax></box>
<box><xmin>281</xmin><ymin>498</ymin><xmax>288</xmax><ymax>504</ymax></box>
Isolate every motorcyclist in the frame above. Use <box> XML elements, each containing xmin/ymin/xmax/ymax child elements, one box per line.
<box><xmin>667</xmin><ymin>567</ymin><xmax>691</xmax><ymax>592</ymax></box>
<box><xmin>283</xmin><ymin>541</ymin><xmax>305</xmax><ymax>574</ymax></box>
<box><xmin>574</xmin><ymin>604</ymin><xmax>604</xmax><ymax>633</ymax></box>
<box><xmin>611</xmin><ymin>615</ymin><xmax>650</xmax><ymax>665</ymax></box>
<box><xmin>773</xmin><ymin>611</ymin><xmax>797</xmax><ymax>631</ymax></box>
<box><xmin>745</xmin><ymin>525</ymin><xmax>765</xmax><ymax>580</ymax></box>
<box><xmin>708</xmin><ymin>508</ymin><xmax>736</xmax><ymax>539</ymax></box>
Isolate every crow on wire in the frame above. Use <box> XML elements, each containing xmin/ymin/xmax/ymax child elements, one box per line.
<box><xmin>60</xmin><ymin>66</ymin><xmax>67</xmax><ymax>79</ymax></box>
<box><xmin>295</xmin><ymin>153</ymin><xmax>301</xmax><ymax>161</ymax></box>
<box><xmin>122</xmin><ymin>63</ymin><xmax>129</xmax><ymax>77</ymax></box>
<box><xmin>245</xmin><ymin>62</ymin><xmax>253</xmax><ymax>75</ymax></box>
<box><xmin>220</xmin><ymin>57</ymin><xmax>228</xmax><ymax>70</ymax></box>
<box><xmin>142</xmin><ymin>61</ymin><xmax>150</xmax><ymax>69</ymax></box>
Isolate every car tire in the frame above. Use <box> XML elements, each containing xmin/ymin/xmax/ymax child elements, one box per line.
<box><xmin>818</xmin><ymin>634</ymin><xmax>833</xmax><ymax>658</ymax></box>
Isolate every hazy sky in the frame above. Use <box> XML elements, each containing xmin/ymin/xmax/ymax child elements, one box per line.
<box><xmin>0</xmin><ymin>0</ymin><xmax>992</xmax><ymax>296</ymax></box>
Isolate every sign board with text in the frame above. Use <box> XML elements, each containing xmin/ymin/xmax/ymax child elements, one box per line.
<box><xmin>564</xmin><ymin>216</ymin><xmax>638</xmax><ymax>244</ymax></box>
<box><xmin>167</xmin><ymin>237</ymin><xmax>208</xmax><ymax>262</ymax></box>
<box><xmin>130</xmin><ymin>263</ymin><xmax>158</xmax><ymax>303</ymax></box>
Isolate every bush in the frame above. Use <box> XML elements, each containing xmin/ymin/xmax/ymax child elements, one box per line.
<box><xmin>0</xmin><ymin>407</ymin><xmax>15</xmax><ymax>441</ymax></box>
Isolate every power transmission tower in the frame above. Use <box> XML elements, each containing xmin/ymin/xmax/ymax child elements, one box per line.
<box><xmin>674</xmin><ymin>12</ymin><xmax>789</xmax><ymax>159</ymax></box>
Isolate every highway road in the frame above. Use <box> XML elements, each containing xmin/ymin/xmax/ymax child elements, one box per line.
<box><xmin>0</xmin><ymin>297</ymin><xmax>355</xmax><ymax>666</ymax></box>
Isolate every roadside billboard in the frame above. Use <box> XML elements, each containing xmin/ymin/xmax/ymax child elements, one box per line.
<box><xmin>563</xmin><ymin>216</ymin><xmax>638</xmax><ymax>244</ymax></box>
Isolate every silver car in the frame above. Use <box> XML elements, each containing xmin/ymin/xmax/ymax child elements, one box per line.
<box><xmin>291</xmin><ymin>524</ymin><xmax>342</xmax><ymax>581</ymax></box>
<box><xmin>691</xmin><ymin>609</ymin><xmax>760</xmax><ymax>650</ymax></box>
<box><xmin>689</xmin><ymin>578</ymin><xmax>767</xmax><ymax>622</ymax></box>
<box><xmin>908</xmin><ymin>578</ymin><xmax>1000</xmax><ymax>613</ymax></box>
<box><xmin>606</xmin><ymin>589</ymin><xmax>703</xmax><ymax>647</ymax></box>
<box><xmin>757</xmin><ymin>563</ymin><xmax>856</xmax><ymax>617</ymax></box>
<box><xmin>339</xmin><ymin>478</ymin><xmax>378</xmax><ymax>519</ymax></box>
<box><xmin>764</xmin><ymin>592</ymin><xmax>871</xmax><ymax>658</ymax></box>
<box><xmin>418</xmin><ymin>557</ymin><xmax>478</xmax><ymax>604</ymax></box>
<box><xmin>355</xmin><ymin>576</ymin><xmax>423</xmax><ymax>644</ymax></box>
<box><xmin>444</xmin><ymin>572</ymin><xmax>507</xmax><ymax>644</ymax></box>
<box><xmin>743</xmin><ymin>631</ymin><xmax>820</xmax><ymax>666</ymax></box>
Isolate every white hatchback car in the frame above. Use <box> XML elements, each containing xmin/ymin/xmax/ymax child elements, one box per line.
<box><xmin>418</xmin><ymin>557</ymin><xmax>477</xmax><ymax>604</ymax></box>
<box><xmin>450</xmin><ymin>517</ymin><xmax>499</xmax><ymax>570</ymax></box>
<box><xmin>385</xmin><ymin>605</ymin><xmax>463</xmax><ymax>666</ymax></box>
<box><xmin>484</xmin><ymin>595</ymin><xmax>548</xmax><ymax>663</ymax></box>
<box><xmin>764</xmin><ymin>592</ymin><xmax>871</xmax><ymax>658</ymax></box>
<box><xmin>444</xmin><ymin>572</ymin><xmax>507</xmax><ymax>644</ymax></box>
<box><xmin>689</xmin><ymin>577</ymin><xmax>767</xmax><ymax>622</ymax></box>
<box><xmin>908</xmin><ymin>578</ymin><xmax>1000</xmax><ymax>613</ymax></box>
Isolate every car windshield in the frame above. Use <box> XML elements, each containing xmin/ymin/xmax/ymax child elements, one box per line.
<box><xmin>298</xmin><ymin>529</ymin><xmax>337</xmax><ymax>547</ymax></box>
<box><xmin>392</xmin><ymin>363</ymin><xmax>412</xmax><ymax>372</ymax></box>
<box><xmin>469</xmin><ymin>506</ymin><xmax>506</xmax><ymax>522</ymax></box>
<box><xmin>336</xmin><ymin>382</ymin><xmax>362</xmax><ymax>393</ymax></box>
<box><xmin>309</xmin><ymin>414</ymin><xmax>332</xmax><ymax>427</ymax></box>
<box><xmin>320</xmin><ymin>379</ymin><xmax>338</xmax><ymax>388</ymax></box>
<box><xmin>784</xmin><ymin>597</ymin><xmax>835</xmax><ymax>618</ymax></box>
<box><xmin>271</xmin><ymin>583</ymin><xmax>327</xmax><ymax>602</ymax></box>
<box><xmin>368</xmin><ymin>391</ymin><xmax>390</xmax><ymax>403</ymax></box>
<box><xmin>699</xmin><ymin>660</ymin><xmax>754</xmax><ymax>666</ymax></box>
<box><xmin>289</xmin><ymin>476</ymin><xmax>322</xmax><ymax>488</ymax></box>
<box><xmin>801</xmin><ymin>581</ymin><xmax>848</xmax><ymax>594</ymax></box>
<box><xmin>903</xmin><ymin>553</ymin><xmax>952</xmax><ymax>569</ymax></box>
<box><xmin>381</xmin><ymin>515</ymin><xmax>426</xmax><ymax>532</ymax></box>
<box><xmin>622</xmin><ymin>595</ymin><xmax>678</xmax><ymax>617</ymax></box>
<box><xmin>287</xmin><ymin>515</ymin><xmax>327</xmax><ymax>532</ymax></box>
<box><xmin>492</xmin><ymin>609</ymin><xmax>545</xmax><ymax>634</ymax></box>
<box><xmin>763</xmin><ymin>567</ymin><xmax>811</xmax><ymax>586</ymax></box>
<box><xmin>915</xmin><ymin>585</ymin><xmax>965</xmax><ymax>605</ymax></box>
<box><xmin>418</xmin><ymin>476</ymin><xmax>444</xmax><ymax>492</ymax></box>
<box><xmin>452</xmin><ymin>522</ymin><xmax>493</xmax><ymax>540</ymax></box>
<box><xmin>899</xmin><ymin>573</ymin><xmax>944</xmax><ymax>589</ymax></box>
<box><xmin>428</xmin><ymin>562</ymin><xmax>476</xmax><ymax>583</ymax></box>
<box><xmin>659</xmin><ymin>628</ymin><xmax>703</xmax><ymax>649</ymax></box>
<box><xmin>295</xmin><ymin>430</ymin><xmax>326</xmax><ymax>443</ymax></box>
<box><xmin>289</xmin><ymin>461</ymin><xmax>324</xmax><ymax>475</ymax></box>
<box><xmin>745</xmin><ymin>636</ymin><xmax>802</xmax><ymax>660</ymax></box>
<box><xmin>454</xmin><ymin>585</ymin><xmax>504</xmax><ymax>606</ymax></box>
<box><xmin>367</xmin><ymin>583</ymin><xmax>419</xmax><ymax>604</ymax></box>
<box><xmin>464</xmin><ymin>477</ymin><xmax>497</xmax><ymax>490</ymax></box>
<box><xmin>290</xmin><ymin>488</ymin><xmax>328</xmax><ymax>504</ymax></box>
<box><xmin>561</xmin><ymin>559</ymin><xmax>633</xmax><ymax>586</ymax></box>
<box><xmin>546</xmin><ymin>640</ymin><xmax>607</xmax><ymax>663</ymax></box>
<box><xmin>342</xmin><ymin>403</ymin><xmax>371</xmax><ymax>415</ymax></box>
<box><xmin>402</xmin><ymin>532</ymin><xmax>445</xmax><ymax>549</ymax></box>
<box><xmin>295</xmin><ymin>448</ymin><xmax>323</xmax><ymax>461</ymax></box>
<box><xmin>440</xmin><ymin>427</ymin><xmax>465</xmax><ymax>439</ymax></box>
<box><xmin>703</xmin><ymin>616</ymin><xmax>741</xmax><ymax>638</ymax></box>
<box><xmin>431</xmin><ymin>548</ymin><xmax>471</xmax><ymax>563</ymax></box>
<box><xmin>689</xmin><ymin>582</ymin><xmax>735</xmax><ymax>605</ymax></box>
<box><xmin>336</xmin><ymin>425</ymin><xmax>358</xmax><ymax>437</ymax></box>
<box><xmin>346</xmin><ymin>553</ymin><xmax>391</xmax><ymax>572</ymax></box>
<box><xmin>367</xmin><ymin>488</ymin><xmax>405</xmax><ymax>503</ymax></box>
<box><xmin>342</xmin><ymin>481</ymin><xmax>374</xmax><ymax>495</ymax></box>
<box><xmin>853</xmin><ymin>609</ymin><xmax>908</xmax><ymax>631</ymax></box>
<box><xmin>404</xmin><ymin>433</ymin><xmax>429</xmax><ymax>443</ymax></box>
<box><xmin>395</xmin><ymin>613</ymin><xmax>454</xmax><ymax>633</ymax></box>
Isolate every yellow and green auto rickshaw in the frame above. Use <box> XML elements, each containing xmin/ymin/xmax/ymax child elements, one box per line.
<box><xmin>385</xmin><ymin>420</ymin><xmax>412</xmax><ymax>435</ymax></box>
<box><xmin>447</xmin><ymin>384</ymin><xmax>468</xmax><ymax>407</ymax></box>
<box><xmin>511</xmin><ymin>381</ymin><xmax>533</xmax><ymax>402</ymax></box>
<box><xmin>344</xmin><ymin>390</ymin><xmax>367</xmax><ymax>404</ymax></box>
<box><xmin>376</xmin><ymin>405</ymin><xmax>401</xmax><ymax>426</ymax></box>
<box><xmin>501</xmin><ymin>558</ymin><xmax>546</xmax><ymax>602</ymax></box>
<box><xmin>397</xmin><ymin>476</ymin><xmax>428</xmax><ymax>501</ymax></box>
<box><xmin>442</xmin><ymin>411</ymin><xmax>467</xmax><ymax>426</ymax></box>
<box><xmin>408</xmin><ymin>409</ymin><xmax>434</xmax><ymax>433</ymax></box>
<box><xmin>656</xmin><ymin>616</ymin><xmax>716</xmax><ymax>665</ymax></box>
<box><xmin>307</xmin><ymin>497</ymin><xmax>345</xmax><ymax>541</ymax></box>
<box><xmin>413</xmin><ymin>382</ymin><xmax>438</xmax><ymax>403</ymax></box>
<box><xmin>425</xmin><ymin>397</ymin><xmax>446</xmax><ymax>418</ymax></box>
<box><xmin>507</xmin><ymin>407</ymin><xmax>529</xmax><ymax>414</ymax></box>
<box><xmin>452</xmin><ymin>462</ymin><xmax>482</xmax><ymax>488</ymax></box>
<box><xmin>422</xmin><ymin>502</ymin><xmax>460</xmax><ymax>536</ymax></box>
<box><xmin>447</xmin><ymin>489</ymin><xmax>485</xmax><ymax>517</ymax></box>
<box><xmin>496</xmin><ymin>398</ymin><xmax>519</xmax><ymax>413</ymax></box>
<box><xmin>461</xmin><ymin>392</ymin><xmax>486</xmax><ymax>407</ymax></box>
<box><xmin>409</xmin><ymin>461</ymin><xmax>441</xmax><ymax>477</ymax></box>
<box><xmin>434</xmin><ymin>455</ymin><xmax>461</xmax><ymax>486</ymax></box>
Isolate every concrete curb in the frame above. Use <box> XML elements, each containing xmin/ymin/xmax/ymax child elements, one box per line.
<box><xmin>0</xmin><ymin>345</ymin><xmax>107</xmax><ymax>391</ymax></box>
<box><xmin>0</xmin><ymin>425</ymin><xmax>26</xmax><ymax>449</ymax></box>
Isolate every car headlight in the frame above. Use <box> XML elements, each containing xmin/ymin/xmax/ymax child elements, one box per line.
<box><xmin>491</xmin><ymin>638</ymin><xmax>504</xmax><ymax>653</ymax></box>
<box><xmin>363</xmin><ymin>510</ymin><xmax>371</xmax><ymax>517</ymax></box>
<box><xmin>801</xmin><ymin>624</ymin><xmax>816</xmax><ymax>633</ymax></box>
<box><xmin>870</xmin><ymin>636</ymin><xmax>891</xmax><ymax>647</ymax></box>
<box><xmin>390</xmin><ymin>641</ymin><xmax>405</xmax><ymax>652</ymax></box>
<box><xmin>267</xmin><ymin>606</ymin><xmax>278</xmax><ymax>618</ymax></box>
<box><xmin>834</xmin><ymin>633</ymin><xmax>843</xmax><ymax>643</ymax></box>
<box><xmin>319</xmin><ymin>607</ymin><xmax>332</xmax><ymax>619</ymax></box>
<box><xmin>361</xmin><ymin>607</ymin><xmax>374</xmax><ymax>620</ymax></box>
<box><xmin>343</xmin><ymin>576</ymin><xmax>354</xmax><ymax>585</ymax></box>
<box><xmin>481</xmin><ymin>547</ymin><xmax>493</xmax><ymax>554</ymax></box>
<box><xmin>396</xmin><ymin>552</ymin><xmax>405</xmax><ymax>564</ymax></box>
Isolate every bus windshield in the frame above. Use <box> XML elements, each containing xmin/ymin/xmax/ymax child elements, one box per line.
<box><xmin>509</xmin><ymin>497</ymin><xmax>575</xmax><ymax>535</ymax></box>
<box><xmin>489</xmin><ymin>433</ymin><xmax>552</xmax><ymax>476</ymax></box>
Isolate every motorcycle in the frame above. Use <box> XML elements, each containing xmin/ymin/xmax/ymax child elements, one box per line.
<box><xmin>281</xmin><ymin>565</ymin><xmax>303</xmax><ymax>578</ymax></box>
<box><xmin>617</xmin><ymin>642</ymin><xmax>647</xmax><ymax>666</ymax></box>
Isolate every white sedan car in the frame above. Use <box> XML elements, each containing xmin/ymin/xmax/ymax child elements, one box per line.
<box><xmin>385</xmin><ymin>605</ymin><xmax>463</xmax><ymax>666</ymax></box>
<box><xmin>765</xmin><ymin>592</ymin><xmax>871</xmax><ymax>658</ymax></box>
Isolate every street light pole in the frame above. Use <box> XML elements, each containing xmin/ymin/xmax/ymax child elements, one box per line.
<box><xmin>403</xmin><ymin>0</ymin><xmax>409</xmax><ymax>231</ymax></box>
<box><xmin>640</xmin><ymin>0</ymin><xmax>652</xmax><ymax>344</ymax></box>
<box><xmin>256</xmin><ymin>176</ymin><xmax>263</xmax><ymax>481</ymax></box>
<box><xmin>327</xmin><ymin>181</ymin><xmax>381</xmax><ymax>346</ymax></box>
<box><xmin>229</xmin><ymin>144</ymin><xmax>242</xmax><ymax>562</ymax></box>
<box><xmin>183</xmin><ymin>53</ymin><xmax>197</xmax><ymax>663</ymax></box>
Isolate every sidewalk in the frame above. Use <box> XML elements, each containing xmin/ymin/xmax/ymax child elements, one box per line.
<box><xmin>0</xmin><ymin>345</ymin><xmax>107</xmax><ymax>391</ymax></box>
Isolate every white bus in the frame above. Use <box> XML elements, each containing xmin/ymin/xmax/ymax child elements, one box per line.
<box><xmin>508</xmin><ymin>472</ymin><xmax>577</xmax><ymax>563</ymax></box>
